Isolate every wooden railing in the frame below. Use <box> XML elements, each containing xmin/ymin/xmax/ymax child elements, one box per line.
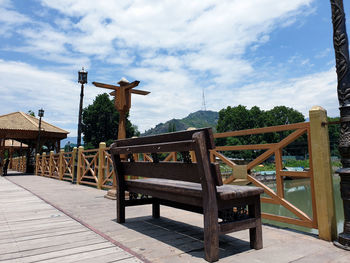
<box><xmin>10</xmin><ymin>156</ymin><xmax>26</xmax><ymax>172</ymax></box>
<box><xmin>77</xmin><ymin>148</ymin><xmax>99</xmax><ymax>187</ymax></box>
<box><xmin>36</xmin><ymin>143</ymin><xmax>115</xmax><ymax>189</ymax></box>
<box><xmin>212</xmin><ymin>122</ymin><xmax>317</xmax><ymax>229</ymax></box>
<box><xmin>34</xmin><ymin>107</ymin><xmax>336</xmax><ymax>240</ymax></box>
<box><xmin>102</xmin><ymin>147</ymin><xmax>116</xmax><ymax>189</ymax></box>
<box><xmin>61</xmin><ymin>150</ymin><xmax>75</xmax><ymax>181</ymax></box>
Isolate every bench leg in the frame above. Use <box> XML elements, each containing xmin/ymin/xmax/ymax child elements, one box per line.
<box><xmin>249</xmin><ymin>197</ymin><xmax>263</xmax><ymax>249</ymax></box>
<box><xmin>152</xmin><ymin>199</ymin><xmax>160</xmax><ymax>218</ymax></box>
<box><xmin>203</xmin><ymin>210</ymin><xmax>219</xmax><ymax>262</ymax></box>
<box><xmin>117</xmin><ymin>188</ymin><xmax>125</xmax><ymax>223</ymax></box>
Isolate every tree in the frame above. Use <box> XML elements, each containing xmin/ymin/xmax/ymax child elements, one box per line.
<box><xmin>81</xmin><ymin>93</ymin><xmax>137</xmax><ymax>148</ymax></box>
<box><xmin>168</xmin><ymin>121</ymin><xmax>176</xmax><ymax>132</ymax></box>
<box><xmin>64</xmin><ymin>142</ymin><xmax>74</xmax><ymax>152</ymax></box>
<box><xmin>216</xmin><ymin>105</ymin><xmax>305</xmax><ymax>159</ymax></box>
<box><xmin>217</xmin><ymin>105</ymin><xmax>266</xmax><ymax>159</ymax></box>
<box><xmin>27</xmin><ymin>110</ymin><xmax>35</xmax><ymax>117</ymax></box>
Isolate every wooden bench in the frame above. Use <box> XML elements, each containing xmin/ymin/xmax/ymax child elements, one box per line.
<box><xmin>110</xmin><ymin>128</ymin><xmax>264</xmax><ymax>262</ymax></box>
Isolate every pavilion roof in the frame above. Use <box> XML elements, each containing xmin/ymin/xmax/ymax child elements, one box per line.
<box><xmin>0</xmin><ymin>112</ymin><xmax>68</xmax><ymax>134</ymax></box>
<box><xmin>0</xmin><ymin>112</ymin><xmax>69</xmax><ymax>142</ymax></box>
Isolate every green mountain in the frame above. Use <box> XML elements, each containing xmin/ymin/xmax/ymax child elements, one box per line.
<box><xmin>142</xmin><ymin>110</ymin><xmax>219</xmax><ymax>136</ymax></box>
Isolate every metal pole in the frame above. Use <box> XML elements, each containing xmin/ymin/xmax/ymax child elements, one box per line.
<box><xmin>77</xmin><ymin>83</ymin><xmax>84</xmax><ymax>147</ymax></box>
<box><xmin>36</xmin><ymin>116</ymin><xmax>42</xmax><ymax>155</ymax></box>
<box><xmin>330</xmin><ymin>0</ymin><xmax>350</xmax><ymax>249</ymax></box>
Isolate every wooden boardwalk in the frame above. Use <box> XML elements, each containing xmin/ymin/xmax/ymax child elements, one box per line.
<box><xmin>0</xmin><ymin>176</ymin><xmax>144</xmax><ymax>263</ymax></box>
<box><xmin>2</xmin><ymin>172</ymin><xmax>350</xmax><ymax>263</ymax></box>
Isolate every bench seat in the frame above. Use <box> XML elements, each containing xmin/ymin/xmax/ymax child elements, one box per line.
<box><xmin>126</xmin><ymin>178</ymin><xmax>263</xmax><ymax>200</ymax></box>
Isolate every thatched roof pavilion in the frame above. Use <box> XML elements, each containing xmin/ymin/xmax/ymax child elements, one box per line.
<box><xmin>0</xmin><ymin>112</ymin><xmax>68</xmax><ymax>141</ymax></box>
<box><xmin>0</xmin><ymin>112</ymin><xmax>69</xmax><ymax>172</ymax></box>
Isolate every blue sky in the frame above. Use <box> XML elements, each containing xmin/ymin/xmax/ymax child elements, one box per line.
<box><xmin>0</xmin><ymin>0</ymin><xmax>347</xmax><ymax>136</ymax></box>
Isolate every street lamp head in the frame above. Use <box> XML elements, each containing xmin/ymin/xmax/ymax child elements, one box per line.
<box><xmin>78</xmin><ymin>67</ymin><xmax>88</xmax><ymax>84</ymax></box>
<box><xmin>38</xmin><ymin>108</ymin><xmax>44</xmax><ymax>118</ymax></box>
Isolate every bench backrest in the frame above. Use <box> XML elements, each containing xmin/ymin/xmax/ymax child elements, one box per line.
<box><xmin>110</xmin><ymin>128</ymin><xmax>223</xmax><ymax>187</ymax></box>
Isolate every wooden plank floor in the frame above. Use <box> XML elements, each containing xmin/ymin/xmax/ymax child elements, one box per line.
<box><xmin>4</xmin><ymin>173</ymin><xmax>350</xmax><ymax>263</ymax></box>
<box><xmin>0</xmin><ymin>176</ymin><xmax>144</xmax><ymax>263</ymax></box>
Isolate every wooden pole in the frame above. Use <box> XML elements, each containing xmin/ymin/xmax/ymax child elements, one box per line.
<box><xmin>59</xmin><ymin>149</ymin><xmax>64</xmax><ymax>180</ymax></box>
<box><xmin>42</xmin><ymin>152</ymin><xmax>46</xmax><ymax>176</ymax></box>
<box><xmin>35</xmin><ymin>153</ymin><xmax>39</xmax><ymax>175</ymax></box>
<box><xmin>77</xmin><ymin>146</ymin><xmax>84</xmax><ymax>184</ymax></box>
<box><xmin>309</xmin><ymin>106</ymin><xmax>337</xmax><ymax>241</ymax></box>
<box><xmin>72</xmin><ymin>147</ymin><xmax>77</xmax><ymax>183</ymax></box>
<box><xmin>49</xmin><ymin>151</ymin><xmax>54</xmax><ymax>177</ymax></box>
<box><xmin>98</xmin><ymin>142</ymin><xmax>106</xmax><ymax>189</ymax></box>
<box><xmin>118</xmin><ymin>111</ymin><xmax>127</xmax><ymax>140</ymax></box>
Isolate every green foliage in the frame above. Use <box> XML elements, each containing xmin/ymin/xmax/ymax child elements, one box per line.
<box><xmin>143</xmin><ymin>110</ymin><xmax>218</xmax><ymax>136</ymax></box>
<box><xmin>168</xmin><ymin>121</ymin><xmax>176</xmax><ymax>132</ymax></box>
<box><xmin>284</xmin><ymin>159</ymin><xmax>309</xmax><ymax>168</ymax></box>
<box><xmin>328</xmin><ymin>116</ymin><xmax>340</xmax><ymax>157</ymax></box>
<box><xmin>81</xmin><ymin>93</ymin><xmax>137</xmax><ymax>148</ymax></box>
<box><xmin>27</xmin><ymin>110</ymin><xmax>35</xmax><ymax>117</ymax></box>
<box><xmin>181</xmin><ymin>110</ymin><xmax>219</xmax><ymax>130</ymax></box>
<box><xmin>216</xmin><ymin>105</ymin><xmax>305</xmax><ymax>160</ymax></box>
<box><xmin>64</xmin><ymin>143</ymin><xmax>74</xmax><ymax>152</ymax></box>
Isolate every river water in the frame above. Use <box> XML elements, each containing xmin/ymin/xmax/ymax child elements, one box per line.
<box><xmin>261</xmin><ymin>175</ymin><xmax>344</xmax><ymax>235</ymax></box>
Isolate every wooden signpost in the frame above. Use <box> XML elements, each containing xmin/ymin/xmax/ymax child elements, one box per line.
<box><xmin>93</xmin><ymin>78</ymin><xmax>150</xmax><ymax>140</ymax></box>
<box><xmin>93</xmin><ymin>78</ymin><xmax>150</xmax><ymax>199</ymax></box>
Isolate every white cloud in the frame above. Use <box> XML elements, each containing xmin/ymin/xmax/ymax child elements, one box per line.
<box><xmin>3</xmin><ymin>0</ymin><xmax>335</xmax><ymax>136</ymax></box>
<box><xmin>206</xmin><ymin>68</ymin><xmax>338</xmax><ymax>118</ymax></box>
<box><xmin>0</xmin><ymin>59</ymin><xmax>99</xmax><ymax>136</ymax></box>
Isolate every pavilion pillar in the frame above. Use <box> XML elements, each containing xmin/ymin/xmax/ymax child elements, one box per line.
<box><xmin>0</xmin><ymin>139</ymin><xmax>4</xmax><ymax>175</ymax></box>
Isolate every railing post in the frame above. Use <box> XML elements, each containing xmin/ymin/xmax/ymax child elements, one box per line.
<box><xmin>309</xmin><ymin>106</ymin><xmax>337</xmax><ymax>241</ymax></box>
<box><xmin>210</xmin><ymin>151</ymin><xmax>215</xmax><ymax>163</ymax></box>
<box><xmin>42</xmin><ymin>152</ymin><xmax>46</xmax><ymax>176</ymax></box>
<box><xmin>77</xmin><ymin>146</ymin><xmax>84</xmax><ymax>184</ymax></box>
<box><xmin>35</xmin><ymin>153</ymin><xmax>40</xmax><ymax>175</ymax></box>
<box><xmin>49</xmin><ymin>151</ymin><xmax>54</xmax><ymax>177</ymax></box>
<box><xmin>24</xmin><ymin>156</ymin><xmax>26</xmax><ymax>172</ymax></box>
<box><xmin>98</xmin><ymin>142</ymin><xmax>106</xmax><ymax>189</ymax></box>
<box><xmin>72</xmin><ymin>147</ymin><xmax>77</xmax><ymax>183</ymax></box>
<box><xmin>59</xmin><ymin>149</ymin><xmax>64</xmax><ymax>180</ymax></box>
<box><xmin>21</xmin><ymin>156</ymin><xmax>25</xmax><ymax>172</ymax></box>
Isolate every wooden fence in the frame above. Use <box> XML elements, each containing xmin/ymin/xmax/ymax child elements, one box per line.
<box><xmin>212</xmin><ymin>122</ymin><xmax>316</xmax><ymax>228</ymax></box>
<box><xmin>10</xmin><ymin>156</ymin><xmax>26</xmax><ymax>172</ymax></box>
<box><xmin>36</xmin><ymin>143</ymin><xmax>116</xmax><ymax>189</ymax></box>
<box><xmin>34</xmin><ymin>107</ymin><xmax>336</xmax><ymax>240</ymax></box>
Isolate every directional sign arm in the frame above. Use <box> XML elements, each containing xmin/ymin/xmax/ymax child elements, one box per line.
<box><xmin>111</xmin><ymin>89</ymin><xmax>149</xmax><ymax>96</ymax></box>
<box><xmin>131</xmin><ymin>89</ymin><xmax>150</xmax><ymax>95</ymax></box>
<box><xmin>124</xmin><ymin>81</ymin><xmax>140</xmax><ymax>91</ymax></box>
<box><xmin>92</xmin><ymin>82</ymin><xmax>118</xmax><ymax>90</ymax></box>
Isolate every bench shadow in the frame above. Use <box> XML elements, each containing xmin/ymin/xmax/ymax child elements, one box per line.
<box><xmin>113</xmin><ymin>216</ymin><xmax>252</xmax><ymax>260</ymax></box>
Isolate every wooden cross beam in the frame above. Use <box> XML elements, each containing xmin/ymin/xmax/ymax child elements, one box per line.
<box><xmin>92</xmin><ymin>79</ymin><xmax>150</xmax><ymax>139</ymax></box>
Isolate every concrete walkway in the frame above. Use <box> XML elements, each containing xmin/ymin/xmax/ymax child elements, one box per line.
<box><xmin>3</xmin><ymin>172</ymin><xmax>350</xmax><ymax>262</ymax></box>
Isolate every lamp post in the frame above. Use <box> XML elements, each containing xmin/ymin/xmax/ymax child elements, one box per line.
<box><xmin>36</xmin><ymin>108</ymin><xmax>44</xmax><ymax>155</ymax></box>
<box><xmin>77</xmin><ymin>67</ymin><xmax>87</xmax><ymax>147</ymax></box>
<box><xmin>330</xmin><ymin>0</ymin><xmax>350</xmax><ymax>249</ymax></box>
<box><xmin>73</xmin><ymin>67</ymin><xmax>87</xmax><ymax>184</ymax></box>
